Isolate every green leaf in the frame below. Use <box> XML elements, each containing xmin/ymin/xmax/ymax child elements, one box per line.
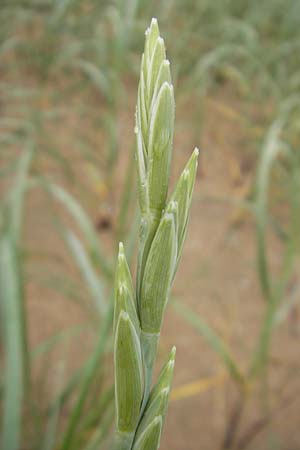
<box><xmin>60</xmin><ymin>304</ymin><xmax>113</xmax><ymax>450</ymax></box>
<box><xmin>64</xmin><ymin>230</ymin><xmax>107</xmax><ymax>316</ymax></box>
<box><xmin>0</xmin><ymin>233</ymin><xmax>25</xmax><ymax>450</ymax></box>
<box><xmin>255</xmin><ymin>120</ymin><xmax>283</xmax><ymax>301</ymax></box>
<box><xmin>41</xmin><ymin>361</ymin><xmax>65</xmax><ymax>450</ymax></box>
<box><xmin>9</xmin><ymin>145</ymin><xmax>34</xmax><ymax>244</ymax></box>
<box><xmin>75</xmin><ymin>59</ymin><xmax>110</xmax><ymax>99</ymax></box>
<box><xmin>45</xmin><ymin>181</ymin><xmax>112</xmax><ymax>279</ymax></box>
<box><xmin>0</xmin><ymin>146</ymin><xmax>33</xmax><ymax>450</ymax></box>
<box><xmin>81</xmin><ymin>405</ymin><xmax>114</xmax><ymax>450</ymax></box>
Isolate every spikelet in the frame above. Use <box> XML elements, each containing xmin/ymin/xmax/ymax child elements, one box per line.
<box><xmin>139</xmin><ymin>205</ymin><xmax>177</xmax><ymax>333</ymax></box>
<box><xmin>135</xmin><ymin>18</ymin><xmax>175</xmax><ymax>297</ymax></box>
<box><xmin>133</xmin><ymin>347</ymin><xmax>176</xmax><ymax>447</ymax></box>
<box><xmin>114</xmin><ymin>312</ymin><xmax>143</xmax><ymax>434</ymax></box>
<box><xmin>136</xmin><ymin>18</ymin><xmax>174</xmax><ymax>216</ymax></box>
<box><xmin>132</xmin><ymin>417</ymin><xmax>162</xmax><ymax>450</ymax></box>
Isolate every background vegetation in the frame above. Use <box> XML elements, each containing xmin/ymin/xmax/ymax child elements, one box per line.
<box><xmin>0</xmin><ymin>1</ymin><xmax>299</xmax><ymax>449</ymax></box>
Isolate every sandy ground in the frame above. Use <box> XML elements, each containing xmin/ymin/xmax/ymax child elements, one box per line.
<box><xmin>7</xmin><ymin>80</ymin><xmax>300</xmax><ymax>449</ymax></box>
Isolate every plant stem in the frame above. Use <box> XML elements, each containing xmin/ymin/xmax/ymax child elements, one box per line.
<box><xmin>249</xmin><ymin>298</ymin><xmax>277</xmax><ymax>379</ymax></box>
<box><xmin>222</xmin><ymin>390</ymin><xmax>246</xmax><ymax>450</ymax></box>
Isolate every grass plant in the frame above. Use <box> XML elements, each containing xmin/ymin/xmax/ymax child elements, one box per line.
<box><xmin>112</xmin><ymin>19</ymin><xmax>198</xmax><ymax>450</ymax></box>
<box><xmin>1</xmin><ymin>1</ymin><xmax>300</xmax><ymax>449</ymax></box>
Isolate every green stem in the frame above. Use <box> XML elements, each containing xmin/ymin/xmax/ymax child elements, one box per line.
<box><xmin>249</xmin><ymin>299</ymin><xmax>277</xmax><ymax>379</ymax></box>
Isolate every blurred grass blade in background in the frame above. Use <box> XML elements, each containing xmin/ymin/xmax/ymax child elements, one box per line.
<box><xmin>174</xmin><ymin>302</ymin><xmax>244</xmax><ymax>384</ymax></box>
<box><xmin>59</xmin><ymin>304</ymin><xmax>113</xmax><ymax>450</ymax></box>
<box><xmin>44</xmin><ymin>182</ymin><xmax>113</xmax><ymax>278</ymax></box>
<box><xmin>0</xmin><ymin>231</ymin><xmax>25</xmax><ymax>450</ymax></box>
<box><xmin>0</xmin><ymin>146</ymin><xmax>34</xmax><ymax>450</ymax></box>
<box><xmin>254</xmin><ymin>120</ymin><xmax>284</xmax><ymax>303</ymax></box>
<box><xmin>64</xmin><ymin>230</ymin><xmax>107</xmax><ymax>316</ymax></box>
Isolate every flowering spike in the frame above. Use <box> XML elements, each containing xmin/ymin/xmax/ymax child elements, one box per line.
<box><xmin>113</xmin><ymin>19</ymin><xmax>198</xmax><ymax>450</ymax></box>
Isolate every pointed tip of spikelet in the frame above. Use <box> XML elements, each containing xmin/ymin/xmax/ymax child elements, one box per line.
<box><xmin>118</xmin><ymin>242</ymin><xmax>125</xmax><ymax>261</ymax></box>
<box><xmin>146</xmin><ymin>17</ymin><xmax>159</xmax><ymax>37</ymax></box>
<box><xmin>151</xmin><ymin>17</ymin><xmax>158</xmax><ymax>27</ymax></box>
<box><xmin>186</xmin><ymin>147</ymin><xmax>199</xmax><ymax>175</ymax></box>
<box><xmin>170</xmin><ymin>346</ymin><xmax>176</xmax><ymax>360</ymax></box>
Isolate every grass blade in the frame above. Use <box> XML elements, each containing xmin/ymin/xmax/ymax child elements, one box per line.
<box><xmin>45</xmin><ymin>181</ymin><xmax>113</xmax><ymax>279</ymax></box>
<box><xmin>9</xmin><ymin>144</ymin><xmax>34</xmax><ymax>244</ymax></box>
<box><xmin>0</xmin><ymin>146</ymin><xmax>34</xmax><ymax>450</ymax></box>
<box><xmin>174</xmin><ymin>301</ymin><xmax>244</xmax><ymax>384</ymax></box>
<box><xmin>0</xmin><ymin>232</ymin><xmax>25</xmax><ymax>450</ymax></box>
<box><xmin>59</xmin><ymin>304</ymin><xmax>113</xmax><ymax>450</ymax></box>
<box><xmin>64</xmin><ymin>230</ymin><xmax>107</xmax><ymax>316</ymax></box>
<box><xmin>254</xmin><ymin>120</ymin><xmax>284</xmax><ymax>302</ymax></box>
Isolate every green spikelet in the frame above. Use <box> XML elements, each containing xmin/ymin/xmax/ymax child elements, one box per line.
<box><xmin>148</xmin><ymin>347</ymin><xmax>176</xmax><ymax>404</ymax></box>
<box><xmin>132</xmin><ymin>416</ymin><xmax>162</xmax><ymax>450</ymax></box>
<box><xmin>133</xmin><ymin>347</ymin><xmax>176</xmax><ymax>447</ymax></box>
<box><xmin>114</xmin><ymin>243</ymin><xmax>139</xmax><ymax>335</ymax></box>
<box><xmin>169</xmin><ymin>147</ymin><xmax>199</xmax><ymax>271</ymax></box>
<box><xmin>114</xmin><ymin>312</ymin><xmax>143</xmax><ymax>437</ymax></box>
<box><xmin>139</xmin><ymin>207</ymin><xmax>177</xmax><ymax>334</ymax></box>
<box><xmin>136</xmin><ymin>18</ymin><xmax>175</xmax><ymax>297</ymax></box>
